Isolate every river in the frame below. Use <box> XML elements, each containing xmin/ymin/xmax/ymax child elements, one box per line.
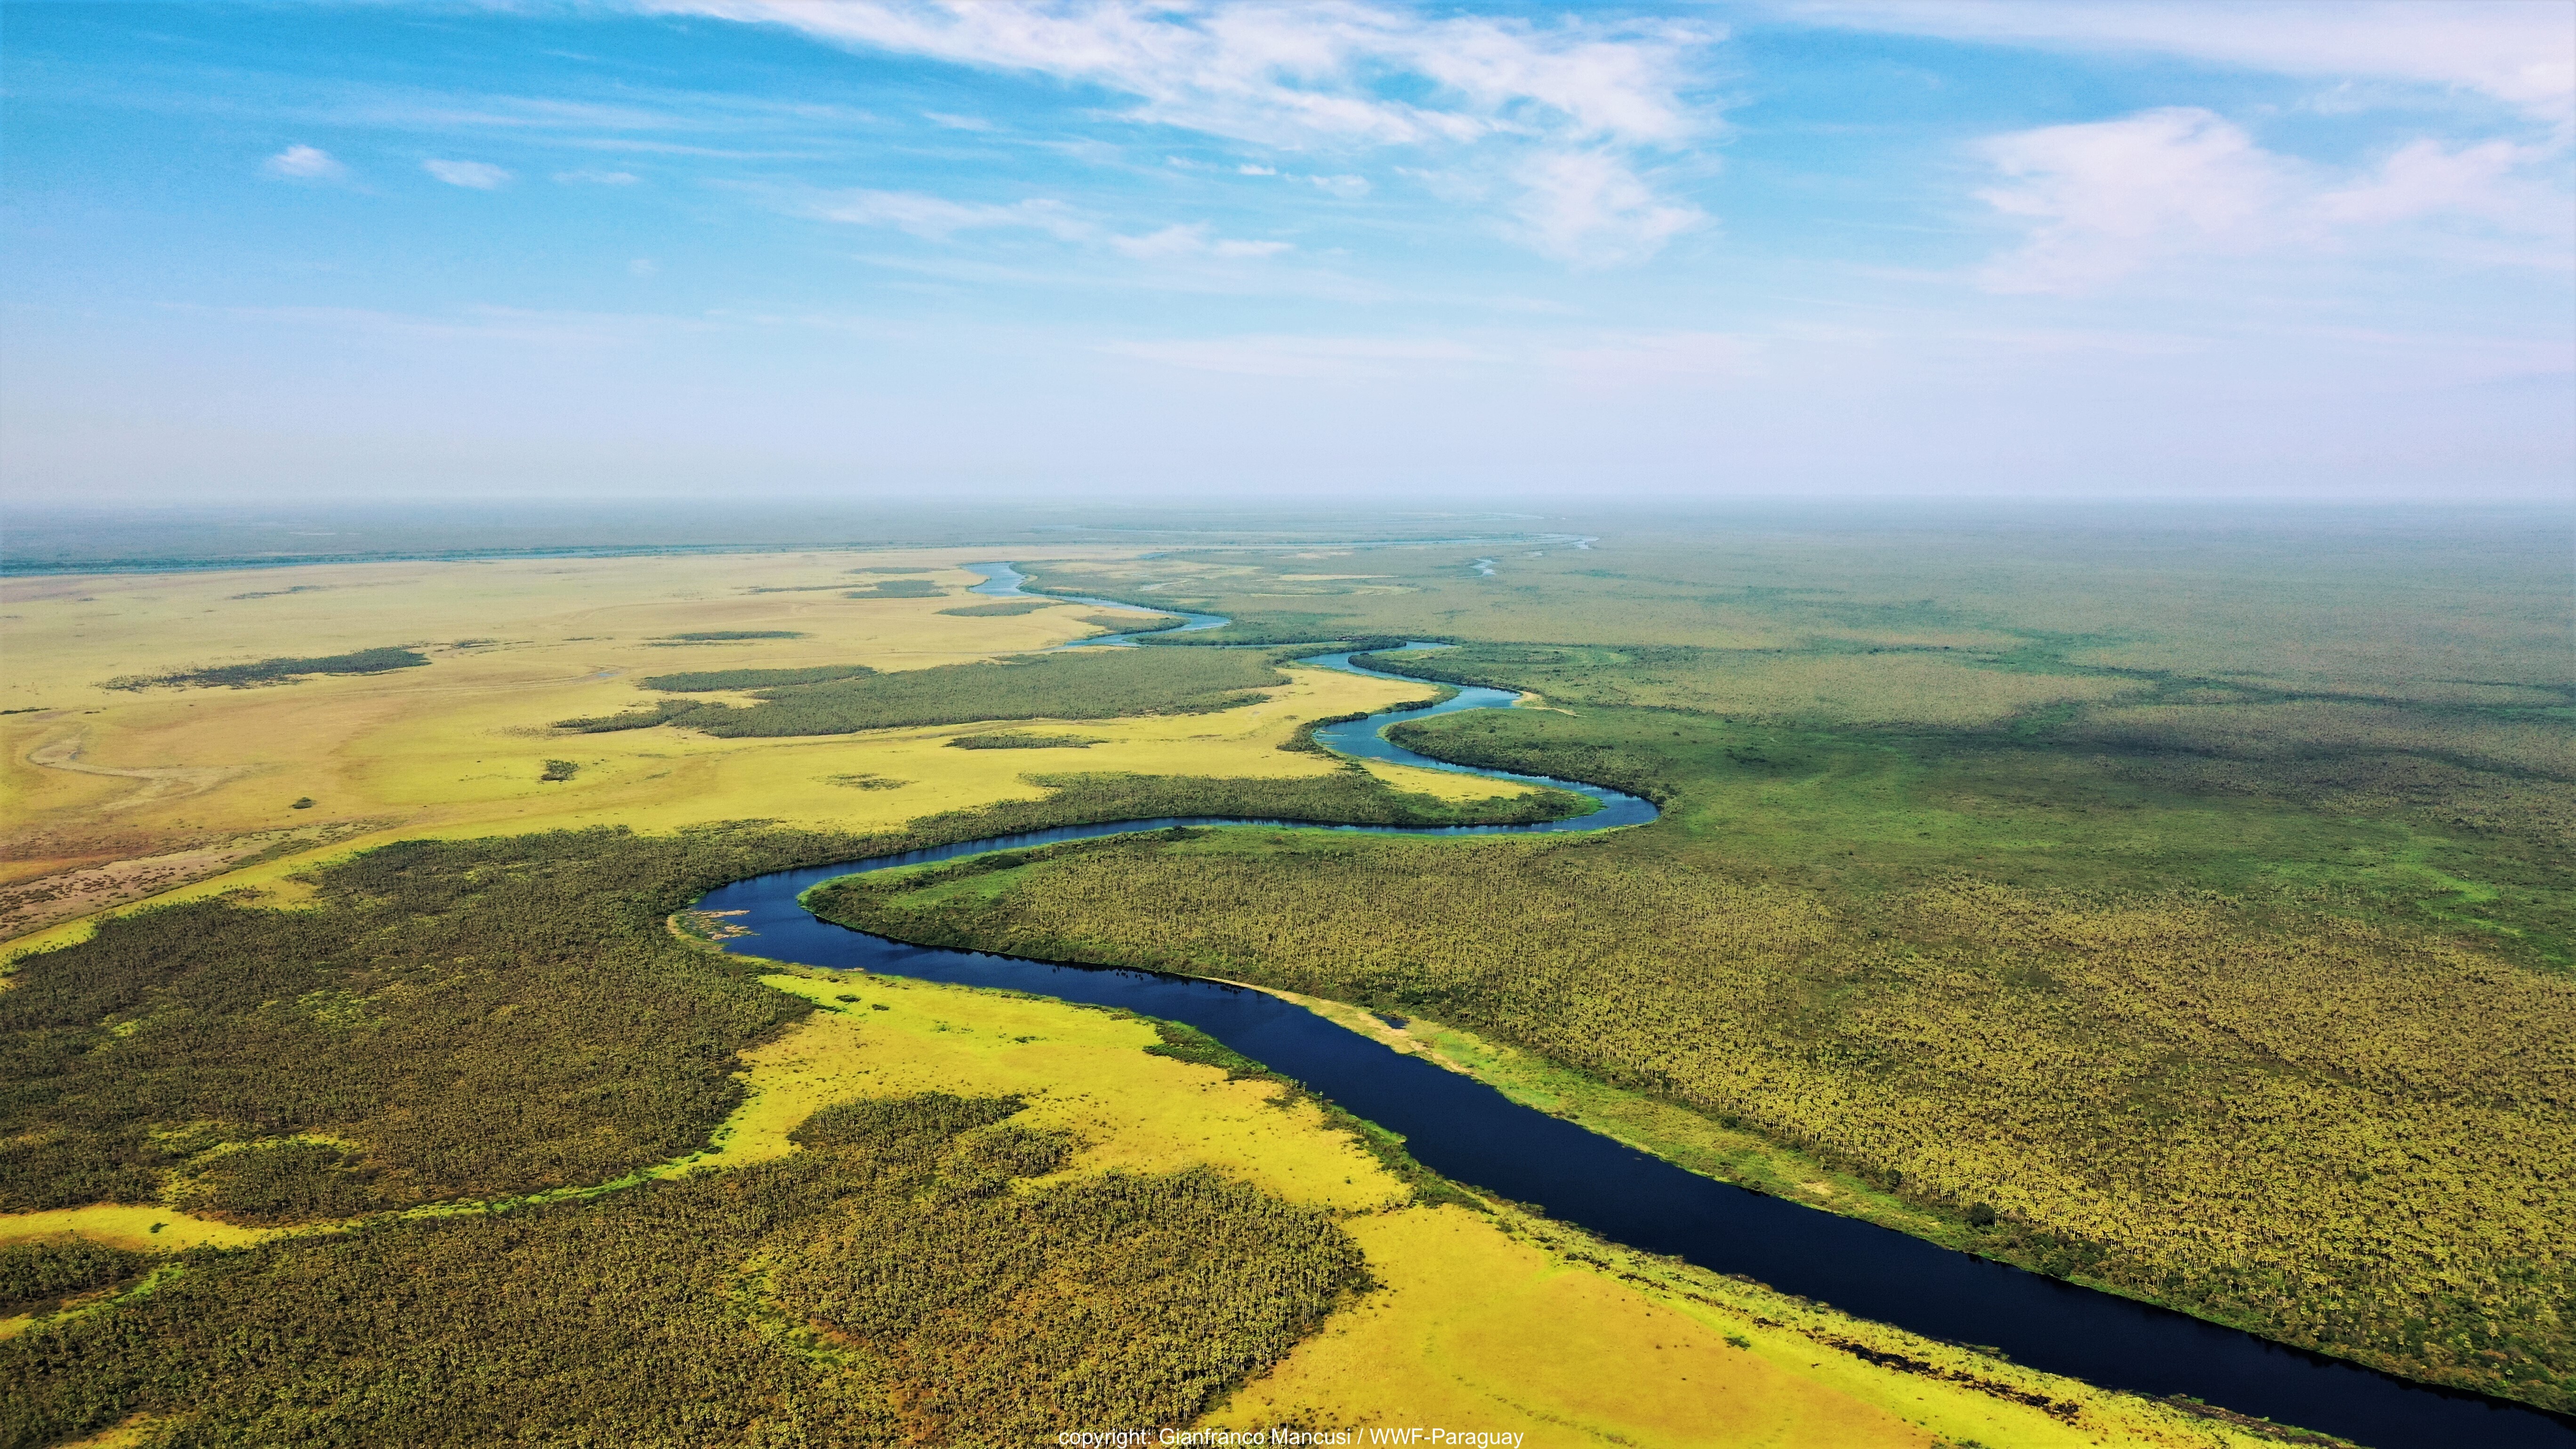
<box><xmin>692</xmin><ymin>564</ymin><xmax>2572</xmax><ymax>1449</ymax></box>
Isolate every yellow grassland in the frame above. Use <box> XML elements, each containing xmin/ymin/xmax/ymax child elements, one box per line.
<box><xmin>2</xmin><ymin>550</ymin><xmax>1514</xmax><ymax>949</ymax></box>
<box><xmin>687</xmin><ymin>969</ymin><xmax>2304</xmax><ymax>1448</ymax></box>
<box><xmin>0</xmin><ymin>1203</ymin><xmax>269</xmax><ymax>1254</ymax></box>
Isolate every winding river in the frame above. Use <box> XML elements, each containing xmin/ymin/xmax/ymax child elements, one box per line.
<box><xmin>692</xmin><ymin>566</ymin><xmax>2574</xmax><ymax>1449</ymax></box>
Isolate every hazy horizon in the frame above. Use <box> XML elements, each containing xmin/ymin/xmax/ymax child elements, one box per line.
<box><xmin>3</xmin><ymin>0</ymin><xmax>2571</xmax><ymax>507</ymax></box>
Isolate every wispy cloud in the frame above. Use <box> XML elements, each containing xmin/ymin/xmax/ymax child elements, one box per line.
<box><xmin>423</xmin><ymin>158</ymin><xmax>513</xmax><ymax>189</ymax></box>
<box><xmin>1975</xmin><ymin>107</ymin><xmax>2574</xmax><ymax>291</ymax></box>
<box><xmin>1782</xmin><ymin>0</ymin><xmax>2576</xmax><ymax>123</ymax></box>
<box><xmin>555</xmin><ymin>168</ymin><xmax>641</xmax><ymax>185</ymax></box>
<box><xmin>1108</xmin><ymin>223</ymin><xmax>1291</xmax><ymax>261</ymax></box>
<box><xmin>642</xmin><ymin>0</ymin><xmax>1716</xmax><ymax>266</ymax></box>
<box><xmin>262</xmin><ymin>143</ymin><xmax>346</xmax><ymax>182</ymax></box>
<box><xmin>1510</xmin><ymin>150</ymin><xmax>1701</xmax><ymax>268</ymax></box>
<box><xmin>789</xmin><ymin>185</ymin><xmax>1296</xmax><ymax>268</ymax></box>
<box><xmin>803</xmin><ymin>187</ymin><xmax>1093</xmax><ymax>241</ymax></box>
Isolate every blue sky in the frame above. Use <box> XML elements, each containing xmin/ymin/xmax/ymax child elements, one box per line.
<box><xmin>2</xmin><ymin>0</ymin><xmax>2569</xmax><ymax>505</ymax></box>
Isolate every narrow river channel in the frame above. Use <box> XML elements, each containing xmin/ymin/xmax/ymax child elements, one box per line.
<box><xmin>692</xmin><ymin>565</ymin><xmax>2573</xmax><ymax>1449</ymax></box>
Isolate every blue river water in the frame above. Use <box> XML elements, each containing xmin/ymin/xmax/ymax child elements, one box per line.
<box><xmin>693</xmin><ymin>572</ymin><xmax>2572</xmax><ymax>1449</ymax></box>
<box><xmin>966</xmin><ymin>561</ymin><xmax>1228</xmax><ymax>646</ymax></box>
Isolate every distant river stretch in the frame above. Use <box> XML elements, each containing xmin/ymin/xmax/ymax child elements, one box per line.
<box><xmin>694</xmin><ymin>564</ymin><xmax>2574</xmax><ymax>1449</ymax></box>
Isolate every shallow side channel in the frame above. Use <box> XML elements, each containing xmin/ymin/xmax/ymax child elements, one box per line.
<box><xmin>696</xmin><ymin>644</ymin><xmax>2573</xmax><ymax>1449</ymax></box>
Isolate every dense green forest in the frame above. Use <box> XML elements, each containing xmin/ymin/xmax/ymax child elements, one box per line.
<box><xmin>102</xmin><ymin>646</ymin><xmax>431</xmax><ymax>691</ymax></box>
<box><xmin>805</xmin><ymin>538</ymin><xmax>2576</xmax><ymax>1417</ymax></box>
<box><xmin>5</xmin><ymin>1091</ymin><xmax>1362</xmax><ymax>1448</ymax></box>
<box><xmin>559</xmin><ymin>647</ymin><xmax>1301</xmax><ymax>737</ymax></box>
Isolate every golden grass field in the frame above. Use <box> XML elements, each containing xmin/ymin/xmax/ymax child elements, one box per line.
<box><xmin>0</xmin><ymin>549</ymin><xmax>1516</xmax><ymax>948</ymax></box>
<box><xmin>1</xmin><ymin>551</ymin><xmax>2315</xmax><ymax>1443</ymax></box>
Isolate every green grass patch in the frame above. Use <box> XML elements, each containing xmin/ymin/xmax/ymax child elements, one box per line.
<box><xmin>637</xmin><ymin>664</ymin><xmax>876</xmax><ymax>692</ymax></box>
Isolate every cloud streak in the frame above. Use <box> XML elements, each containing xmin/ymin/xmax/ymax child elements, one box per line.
<box><xmin>1783</xmin><ymin>0</ymin><xmax>2576</xmax><ymax>122</ymax></box>
<box><xmin>643</xmin><ymin>0</ymin><xmax>1714</xmax><ymax>265</ymax></box>
<box><xmin>423</xmin><ymin>158</ymin><xmax>513</xmax><ymax>189</ymax></box>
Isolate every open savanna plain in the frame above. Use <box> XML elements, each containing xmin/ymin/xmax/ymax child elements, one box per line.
<box><xmin>0</xmin><ymin>536</ymin><xmax>2308</xmax><ymax>1446</ymax></box>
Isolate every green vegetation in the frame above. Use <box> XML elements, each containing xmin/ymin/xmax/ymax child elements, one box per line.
<box><xmin>815</xmin><ymin>688</ymin><xmax>2576</xmax><ymax>1409</ymax></box>
<box><xmin>2</xmin><ymin>1091</ymin><xmax>1364</xmax><ymax>1447</ymax></box>
<box><xmin>539</xmin><ymin>759</ymin><xmax>579</xmax><ymax>782</ymax></box>
<box><xmin>0</xmin><ymin>1239</ymin><xmax>159</xmax><ymax>1316</ymax></box>
<box><xmin>102</xmin><ymin>646</ymin><xmax>430</xmax><ymax>691</ymax></box>
<box><xmin>0</xmin><ymin>763</ymin><xmax>1569</xmax><ymax>1227</ymax></box>
<box><xmin>1081</xmin><ymin>612</ymin><xmax>1186</xmax><ymax>635</ymax></box>
<box><xmin>845</xmin><ymin>580</ymin><xmax>945</xmax><ymax>599</ymax></box>
<box><xmin>655</xmin><ymin>630</ymin><xmax>806</xmax><ymax>642</ymax></box>
<box><xmin>937</xmin><ymin>599</ymin><xmax>1060</xmax><ymax>617</ymax></box>
<box><xmin>0</xmin><ymin>828</ymin><xmax>839</xmax><ymax>1220</ymax></box>
<box><xmin>946</xmin><ymin>731</ymin><xmax>1101</xmax><ymax>750</ymax></box>
<box><xmin>559</xmin><ymin>647</ymin><xmax>1302</xmax><ymax>739</ymax></box>
<box><xmin>639</xmin><ymin>664</ymin><xmax>877</xmax><ymax>692</ymax></box>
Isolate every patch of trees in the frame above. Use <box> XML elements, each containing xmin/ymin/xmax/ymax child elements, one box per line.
<box><xmin>654</xmin><ymin>630</ymin><xmax>807</xmax><ymax>642</ymax></box>
<box><xmin>102</xmin><ymin>647</ymin><xmax>430</xmax><ymax>691</ymax></box>
<box><xmin>946</xmin><ymin>732</ymin><xmax>1099</xmax><ymax>750</ymax></box>
<box><xmin>937</xmin><ymin>599</ymin><xmax>1060</xmax><ymax>617</ymax></box>
<box><xmin>0</xmin><ymin>826</ymin><xmax>863</xmax><ymax>1220</ymax></box>
<box><xmin>0</xmin><ymin>1239</ymin><xmax>158</xmax><ymax>1317</ymax></box>
<box><xmin>845</xmin><ymin>580</ymin><xmax>945</xmax><ymax>599</ymax></box>
<box><xmin>559</xmin><ymin>647</ymin><xmax>1299</xmax><ymax>739</ymax></box>
<box><xmin>3</xmin><ymin>1092</ymin><xmax>1363</xmax><ymax>1447</ymax></box>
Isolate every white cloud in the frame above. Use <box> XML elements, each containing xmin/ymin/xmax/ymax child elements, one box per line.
<box><xmin>1238</xmin><ymin>162</ymin><xmax>1277</xmax><ymax>175</ymax></box>
<box><xmin>629</xmin><ymin>258</ymin><xmax>659</xmax><ymax>277</ymax></box>
<box><xmin>805</xmin><ymin>186</ymin><xmax>1092</xmax><ymax>241</ymax></box>
<box><xmin>1509</xmin><ymin>150</ymin><xmax>1702</xmax><ymax>268</ymax></box>
<box><xmin>1780</xmin><ymin>1</ymin><xmax>2576</xmax><ymax>122</ymax></box>
<box><xmin>642</xmin><ymin>0</ymin><xmax>1716</xmax><ymax>266</ymax></box>
<box><xmin>424</xmin><ymin>159</ymin><xmax>513</xmax><ymax>189</ymax></box>
<box><xmin>1975</xmin><ymin>107</ymin><xmax>2574</xmax><ymax>292</ymax></box>
<box><xmin>1977</xmin><ymin>108</ymin><xmax>2286</xmax><ymax>291</ymax></box>
<box><xmin>263</xmin><ymin>144</ymin><xmax>346</xmax><ymax>182</ymax></box>
<box><xmin>922</xmin><ymin>110</ymin><xmax>995</xmax><ymax>130</ymax></box>
<box><xmin>1306</xmin><ymin>173</ymin><xmax>1369</xmax><ymax>198</ymax></box>
<box><xmin>555</xmin><ymin>168</ymin><xmax>641</xmax><ymax>185</ymax></box>
<box><xmin>1109</xmin><ymin>223</ymin><xmax>1292</xmax><ymax>260</ymax></box>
